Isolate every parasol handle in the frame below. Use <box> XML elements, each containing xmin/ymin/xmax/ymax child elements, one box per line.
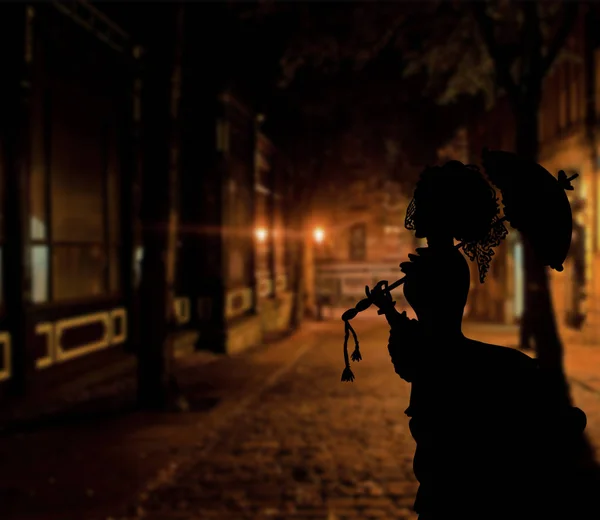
<box><xmin>341</xmin><ymin>215</ymin><xmax>510</xmax><ymax>322</ymax></box>
<box><xmin>341</xmin><ymin>239</ymin><xmax>464</xmax><ymax>321</ymax></box>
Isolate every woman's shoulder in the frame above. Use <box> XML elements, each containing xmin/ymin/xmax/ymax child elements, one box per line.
<box><xmin>463</xmin><ymin>338</ymin><xmax>538</xmax><ymax>371</ymax></box>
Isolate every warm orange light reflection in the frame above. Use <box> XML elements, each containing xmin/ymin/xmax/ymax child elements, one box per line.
<box><xmin>313</xmin><ymin>227</ymin><xmax>325</xmax><ymax>243</ymax></box>
<box><xmin>255</xmin><ymin>228</ymin><xmax>268</xmax><ymax>242</ymax></box>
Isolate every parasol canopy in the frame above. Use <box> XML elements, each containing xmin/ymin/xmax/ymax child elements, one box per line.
<box><xmin>482</xmin><ymin>148</ymin><xmax>578</xmax><ymax>272</ymax></box>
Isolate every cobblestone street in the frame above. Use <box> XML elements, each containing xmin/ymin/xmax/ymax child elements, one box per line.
<box><xmin>123</xmin><ymin>320</ymin><xmax>600</xmax><ymax>520</ymax></box>
<box><xmin>132</xmin><ymin>320</ymin><xmax>419</xmax><ymax>520</ymax></box>
<box><xmin>2</xmin><ymin>320</ymin><xmax>600</xmax><ymax>520</ymax></box>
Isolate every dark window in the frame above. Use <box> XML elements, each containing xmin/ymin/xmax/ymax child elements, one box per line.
<box><xmin>29</xmin><ymin>80</ymin><xmax>121</xmax><ymax>304</ymax></box>
<box><xmin>349</xmin><ymin>223</ymin><xmax>367</xmax><ymax>262</ymax></box>
<box><xmin>0</xmin><ymin>137</ymin><xmax>3</xmax><ymax>309</ymax></box>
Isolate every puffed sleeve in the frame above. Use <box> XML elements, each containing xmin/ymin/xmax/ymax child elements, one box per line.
<box><xmin>385</xmin><ymin>308</ymin><xmax>422</xmax><ymax>383</ymax></box>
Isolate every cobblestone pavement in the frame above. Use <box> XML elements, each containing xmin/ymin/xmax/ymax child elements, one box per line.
<box><xmin>0</xmin><ymin>323</ymin><xmax>326</xmax><ymax>520</ymax></box>
<box><xmin>128</xmin><ymin>319</ymin><xmax>419</xmax><ymax>520</ymax></box>
<box><xmin>3</xmin><ymin>319</ymin><xmax>600</xmax><ymax>520</ymax></box>
<box><xmin>124</xmin><ymin>321</ymin><xmax>600</xmax><ymax>520</ymax></box>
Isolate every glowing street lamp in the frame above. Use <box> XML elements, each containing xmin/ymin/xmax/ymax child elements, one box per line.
<box><xmin>313</xmin><ymin>227</ymin><xmax>325</xmax><ymax>244</ymax></box>
<box><xmin>255</xmin><ymin>227</ymin><xmax>268</xmax><ymax>242</ymax></box>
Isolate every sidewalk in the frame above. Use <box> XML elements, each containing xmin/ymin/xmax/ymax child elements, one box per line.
<box><xmin>0</xmin><ymin>322</ymin><xmax>329</xmax><ymax>520</ymax></box>
<box><xmin>2</xmin><ymin>319</ymin><xmax>600</xmax><ymax>520</ymax></box>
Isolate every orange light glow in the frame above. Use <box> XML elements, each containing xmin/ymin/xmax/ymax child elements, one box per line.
<box><xmin>255</xmin><ymin>228</ymin><xmax>268</xmax><ymax>242</ymax></box>
<box><xmin>313</xmin><ymin>227</ymin><xmax>325</xmax><ymax>243</ymax></box>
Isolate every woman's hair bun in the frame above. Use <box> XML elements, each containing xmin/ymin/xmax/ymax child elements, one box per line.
<box><xmin>409</xmin><ymin>161</ymin><xmax>500</xmax><ymax>244</ymax></box>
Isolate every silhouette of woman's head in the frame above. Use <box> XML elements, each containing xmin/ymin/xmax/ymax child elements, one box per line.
<box><xmin>406</xmin><ymin>161</ymin><xmax>501</xmax><ymax>244</ymax></box>
<box><xmin>402</xmin><ymin>161</ymin><xmax>501</xmax><ymax>330</ymax></box>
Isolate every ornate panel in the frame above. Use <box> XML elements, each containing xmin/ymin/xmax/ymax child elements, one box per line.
<box><xmin>173</xmin><ymin>296</ymin><xmax>191</xmax><ymax>325</ymax></box>
<box><xmin>0</xmin><ymin>332</ymin><xmax>11</xmax><ymax>382</ymax></box>
<box><xmin>225</xmin><ymin>287</ymin><xmax>253</xmax><ymax>320</ymax></box>
<box><xmin>34</xmin><ymin>307</ymin><xmax>127</xmax><ymax>368</ymax></box>
<box><xmin>34</xmin><ymin>322</ymin><xmax>54</xmax><ymax>369</ymax></box>
<box><xmin>55</xmin><ymin>312</ymin><xmax>111</xmax><ymax>361</ymax></box>
<box><xmin>109</xmin><ymin>308</ymin><xmax>127</xmax><ymax>344</ymax></box>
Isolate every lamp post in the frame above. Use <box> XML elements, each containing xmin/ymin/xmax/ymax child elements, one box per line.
<box><xmin>313</xmin><ymin>227</ymin><xmax>325</xmax><ymax>244</ymax></box>
<box><xmin>255</xmin><ymin>227</ymin><xmax>268</xmax><ymax>301</ymax></box>
<box><xmin>313</xmin><ymin>227</ymin><xmax>326</xmax><ymax>320</ymax></box>
<box><xmin>255</xmin><ymin>227</ymin><xmax>268</xmax><ymax>243</ymax></box>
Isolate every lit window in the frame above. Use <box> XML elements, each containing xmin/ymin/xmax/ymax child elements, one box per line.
<box><xmin>31</xmin><ymin>245</ymin><xmax>49</xmax><ymax>303</ymax></box>
<box><xmin>384</xmin><ymin>226</ymin><xmax>402</xmax><ymax>235</ymax></box>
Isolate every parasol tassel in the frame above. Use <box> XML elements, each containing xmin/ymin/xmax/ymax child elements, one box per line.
<box><xmin>349</xmin><ymin>323</ymin><xmax>362</xmax><ymax>362</ymax></box>
<box><xmin>341</xmin><ymin>320</ymin><xmax>356</xmax><ymax>382</ymax></box>
<box><xmin>341</xmin><ymin>365</ymin><xmax>355</xmax><ymax>382</ymax></box>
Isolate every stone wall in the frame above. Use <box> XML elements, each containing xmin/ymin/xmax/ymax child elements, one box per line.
<box><xmin>260</xmin><ymin>291</ymin><xmax>294</xmax><ymax>338</ymax></box>
<box><xmin>226</xmin><ymin>315</ymin><xmax>263</xmax><ymax>355</ymax></box>
<box><xmin>312</xmin><ymin>173</ymin><xmax>415</xmax><ymax>310</ymax></box>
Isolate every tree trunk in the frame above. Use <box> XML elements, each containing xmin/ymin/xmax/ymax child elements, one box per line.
<box><xmin>137</xmin><ymin>3</ymin><xmax>185</xmax><ymax>410</ymax></box>
<box><xmin>289</xmin><ymin>234</ymin><xmax>306</xmax><ymax>330</ymax></box>
<box><xmin>514</xmin><ymin>93</ymin><xmax>571</xmax><ymax>407</ymax></box>
<box><xmin>286</xmin><ymin>187</ymin><xmax>308</xmax><ymax>330</ymax></box>
<box><xmin>512</xmin><ymin>90</ymin><xmax>600</xmax><ymax>520</ymax></box>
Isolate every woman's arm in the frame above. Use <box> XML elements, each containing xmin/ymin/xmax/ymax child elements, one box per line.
<box><xmin>366</xmin><ymin>283</ymin><xmax>422</xmax><ymax>382</ymax></box>
<box><xmin>384</xmin><ymin>307</ymin><xmax>422</xmax><ymax>382</ymax></box>
<box><xmin>380</xmin><ymin>304</ymin><xmax>410</xmax><ymax>328</ymax></box>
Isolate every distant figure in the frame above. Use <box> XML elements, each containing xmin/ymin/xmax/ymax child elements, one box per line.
<box><xmin>369</xmin><ymin>162</ymin><xmax>586</xmax><ymax>520</ymax></box>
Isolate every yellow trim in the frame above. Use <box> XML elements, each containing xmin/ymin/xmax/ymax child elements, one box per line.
<box><xmin>34</xmin><ymin>307</ymin><xmax>128</xmax><ymax>367</ymax></box>
<box><xmin>35</xmin><ymin>322</ymin><xmax>55</xmax><ymax>369</ymax></box>
<box><xmin>0</xmin><ymin>332</ymin><xmax>11</xmax><ymax>382</ymax></box>
<box><xmin>110</xmin><ymin>307</ymin><xmax>127</xmax><ymax>344</ymax></box>
<box><xmin>55</xmin><ymin>312</ymin><xmax>112</xmax><ymax>362</ymax></box>
<box><xmin>225</xmin><ymin>287</ymin><xmax>253</xmax><ymax>319</ymax></box>
<box><xmin>173</xmin><ymin>297</ymin><xmax>191</xmax><ymax>325</ymax></box>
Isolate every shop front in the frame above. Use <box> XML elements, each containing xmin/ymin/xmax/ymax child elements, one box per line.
<box><xmin>0</xmin><ymin>3</ymin><xmax>138</xmax><ymax>407</ymax></box>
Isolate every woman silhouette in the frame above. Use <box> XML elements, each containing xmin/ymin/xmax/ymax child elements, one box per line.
<box><xmin>369</xmin><ymin>161</ymin><xmax>586</xmax><ymax>520</ymax></box>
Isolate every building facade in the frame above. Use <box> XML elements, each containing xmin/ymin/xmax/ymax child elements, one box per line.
<box><xmin>0</xmin><ymin>3</ymin><xmax>137</xmax><ymax>406</ymax></box>
<box><xmin>254</xmin><ymin>133</ymin><xmax>295</xmax><ymax>338</ymax></box>
<box><xmin>467</xmin><ymin>6</ymin><xmax>600</xmax><ymax>333</ymax></box>
<box><xmin>537</xmin><ymin>10</ymin><xmax>597</xmax><ymax>333</ymax></box>
<box><xmin>0</xmin><ymin>2</ymin><xmax>299</xmax><ymax>418</ymax></box>
<box><xmin>313</xmin><ymin>169</ymin><xmax>415</xmax><ymax>312</ymax></box>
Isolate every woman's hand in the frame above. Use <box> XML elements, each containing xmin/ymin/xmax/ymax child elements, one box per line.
<box><xmin>366</xmin><ymin>281</ymin><xmax>396</xmax><ymax>314</ymax></box>
<box><xmin>399</xmin><ymin>248</ymin><xmax>432</xmax><ymax>277</ymax></box>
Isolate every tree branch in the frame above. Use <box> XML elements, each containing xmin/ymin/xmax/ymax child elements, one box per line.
<box><xmin>471</xmin><ymin>2</ymin><xmax>520</xmax><ymax>104</ymax></box>
<box><xmin>354</xmin><ymin>8</ymin><xmax>438</xmax><ymax>70</ymax></box>
<box><xmin>540</xmin><ymin>2</ymin><xmax>579</xmax><ymax>77</ymax></box>
<box><xmin>521</xmin><ymin>1</ymin><xmax>543</xmax><ymax>87</ymax></box>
